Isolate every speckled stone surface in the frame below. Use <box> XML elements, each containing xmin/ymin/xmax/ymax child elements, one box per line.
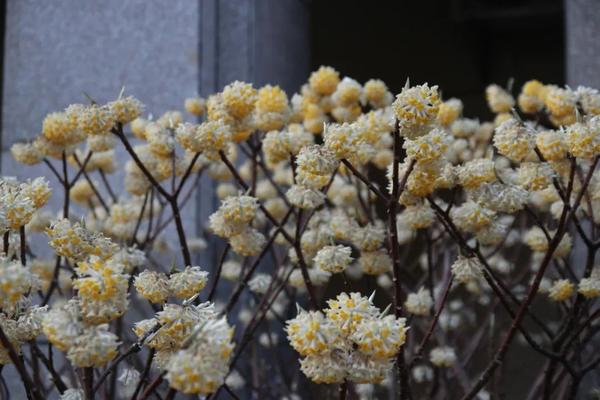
<box><xmin>566</xmin><ymin>0</ymin><xmax>600</xmax><ymax>88</ymax></box>
<box><xmin>2</xmin><ymin>0</ymin><xmax>200</xmax><ymax>149</ymax></box>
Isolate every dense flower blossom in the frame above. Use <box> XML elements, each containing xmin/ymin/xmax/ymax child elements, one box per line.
<box><xmin>493</xmin><ymin>118</ymin><xmax>535</xmax><ymax>162</ymax></box>
<box><xmin>287</xmin><ymin>292</ymin><xmax>407</xmax><ymax>384</ymax></box>
<box><xmin>313</xmin><ymin>245</ymin><xmax>353</xmax><ymax>274</ymax></box>
<box><xmin>8</xmin><ymin>67</ymin><xmax>600</xmax><ymax>399</ymax></box>
<box><xmin>165</xmin><ymin>317</ymin><xmax>235</xmax><ymax>395</ymax></box>
<box><xmin>46</xmin><ymin>218</ymin><xmax>118</xmax><ymax>261</ymax></box>
<box><xmin>451</xmin><ymin>256</ymin><xmax>484</xmax><ymax>284</ymax></box>
<box><xmin>393</xmin><ymin>82</ymin><xmax>441</xmax><ymax>138</ymax></box>
<box><xmin>404</xmin><ymin>287</ymin><xmax>433</xmax><ymax>316</ymax></box>
<box><xmin>430</xmin><ymin>346</ymin><xmax>457</xmax><ymax>367</ymax></box>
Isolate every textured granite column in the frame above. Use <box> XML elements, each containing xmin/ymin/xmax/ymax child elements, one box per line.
<box><xmin>198</xmin><ymin>0</ymin><xmax>309</xmax><ymax>265</ymax></box>
<box><xmin>565</xmin><ymin>0</ymin><xmax>600</xmax><ymax>88</ymax></box>
<box><xmin>566</xmin><ymin>0</ymin><xmax>600</xmax><ymax>394</ymax></box>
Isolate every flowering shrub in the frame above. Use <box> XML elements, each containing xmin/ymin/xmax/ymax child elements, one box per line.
<box><xmin>2</xmin><ymin>67</ymin><xmax>600</xmax><ymax>399</ymax></box>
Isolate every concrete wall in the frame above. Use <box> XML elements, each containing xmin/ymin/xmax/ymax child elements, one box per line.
<box><xmin>565</xmin><ymin>0</ymin><xmax>600</xmax><ymax>89</ymax></box>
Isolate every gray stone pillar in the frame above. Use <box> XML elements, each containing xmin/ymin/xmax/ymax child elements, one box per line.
<box><xmin>566</xmin><ymin>1</ymin><xmax>600</xmax><ymax>395</ymax></box>
<box><xmin>565</xmin><ymin>0</ymin><xmax>600</xmax><ymax>88</ymax></box>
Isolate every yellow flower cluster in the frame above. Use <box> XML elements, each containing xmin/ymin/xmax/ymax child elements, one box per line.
<box><xmin>287</xmin><ymin>292</ymin><xmax>408</xmax><ymax>384</ymax></box>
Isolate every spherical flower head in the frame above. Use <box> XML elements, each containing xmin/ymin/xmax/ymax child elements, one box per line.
<box><xmin>493</xmin><ymin>118</ymin><xmax>535</xmax><ymax>162</ymax></box>
<box><xmin>578</xmin><ymin>269</ymin><xmax>600</xmax><ymax>298</ymax></box>
<box><xmin>565</xmin><ymin>121</ymin><xmax>600</xmax><ymax>159</ymax></box>
<box><xmin>78</xmin><ymin>104</ymin><xmax>115</xmax><ymax>136</ymax></box>
<box><xmin>145</xmin><ymin>122</ymin><xmax>175</xmax><ymax>158</ymax></box>
<box><xmin>263</xmin><ymin>128</ymin><xmax>313</xmax><ymax>166</ymax></box>
<box><xmin>219</xmin><ymin>194</ymin><xmax>259</xmax><ymax>227</ymax></box>
<box><xmin>184</xmin><ymin>97</ymin><xmax>206</xmax><ymax>116</ymax></box>
<box><xmin>144</xmin><ymin>302</ymin><xmax>217</xmax><ymax>351</ymax></box>
<box><xmin>41</xmin><ymin>301</ymin><xmax>83</xmax><ymax>352</ymax></box>
<box><xmin>358</xmin><ymin>250</ymin><xmax>392</xmax><ymax>276</ymax></box>
<box><xmin>303</xmin><ymin>104</ymin><xmax>327</xmax><ymax>134</ymax></box>
<box><xmin>166</xmin><ymin>350</ymin><xmax>225</xmax><ymax>395</ymax></box>
<box><xmin>46</xmin><ymin>218</ymin><xmax>118</xmax><ymax>261</ymax></box>
<box><xmin>388</xmin><ymin>159</ymin><xmax>442</xmax><ymax>198</ymax></box>
<box><xmin>229</xmin><ymin>227</ymin><xmax>266</xmax><ymax>256</ymax></box>
<box><xmin>21</xmin><ymin>177</ymin><xmax>51</xmax><ymax>209</ymax></box>
<box><xmin>69</xmin><ymin>179</ymin><xmax>95</xmax><ymax>204</ymax></box>
<box><xmin>286</xmin><ymin>309</ymin><xmax>337</xmax><ymax>357</ymax></box>
<box><xmin>430</xmin><ymin>346</ymin><xmax>457</xmax><ymax>368</ymax></box>
<box><xmin>108</xmin><ymin>96</ymin><xmax>144</xmax><ymax>124</ymax></box>
<box><xmin>523</xmin><ymin>226</ymin><xmax>551</xmax><ymax>253</ymax></box>
<box><xmin>403</xmin><ymin>128</ymin><xmax>451</xmax><ymax>162</ymax></box>
<box><xmin>544</xmin><ymin>86</ymin><xmax>577</xmax><ymax>121</ymax></box>
<box><xmin>485</xmin><ymin>84</ymin><xmax>515</xmax><ymax>114</ymax></box>
<box><xmin>456</xmin><ymin>159</ymin><xmax>497</xmax><ymax>189</ymax></box>
<box><xmin>296</xmin><ymin>145</ymin><xmax>339</xmax><ymax>182</ymax></box>
<box><xmin>0</xmin><ymin>257</ymin><xmax>40</xmax><ymax>315</ymax></box>
<box><xmin>393</xmin><ymin>82</ymin><xmax>440</xmax><ymax>138</ymax></box>
<box><xmin>130</xmin><ymin>117</ymin><xmax>148</xmax><ymax>139</ymax></box>
<box><xmin>26</xmin><ymin>210</ymin><xmax>53</xmax><ymax>233</ymax></box>
<box><xmin>451</xmin><ymin>201</ymin><xmax>495</xmax><ymax>233</ymax></box>
<box><xmin>518</xmin><ymin>80</ymin><xmax>545</xmax><ymax>114</ymax></box>
<box><xmin>109</xmin><ymin>246</ymin><xmax>146</xmax><ymax>274</ymax></box>
<box><xmin>221</xmin><ymin>80</ymin><xmax>257</xmax><ymax>119</ymax></box>
<box><xmin>524</xmin><ymin>228</ymin><xmax>571</xmax><ymax>258</ymax></box>
<box><xmin>300</xmin><ymin>352</ymin><xmax>347</xmax><ymax>384</ymax></box>
<box><xmin>548</xmin><ymin>279</ymin><xmax>574</xmax><ymax>302</ymax></box>
<box><xmin>135</xmin><ymin>270</ymin><xmax>170</xmax><ymax>303</ymax></box>
<box><xmin>180</xmin><ymin>120</ymin><xmax>232</xmax><ymax>160</ymax></box>
<box><xmin>42</xmin><ymin>111</ymin><xmax>84</xmax><ymax>145</ymax></box>
<box><xmin>536</xmin><ymin>129</ymin><xmax>568</xmax><ymax>161</ymax></box>
<box><xmin>87</xmin><ymin>133</ymin><xmax>116</xmax><ymax>152</ymax></box>
<box><xmin>404</xmin><ymin>287</ymin><xmax>433</xmax><ymax>316</ymax></box>
<box><xmin>475</xmin><ymin>219</ymin><xmax>509</xmax><ymax>246</ymax></box>
<box><xmin>450</xmin><ymin>118</ymin><xmax>479</xmax><ymax>138</ymax></box>
<box><xmin>519</xmin><ymin>95</ymin><xmax>544</xmax><ymax>115</ymax></box>
<box><xmin>67</xmin><ymin>324</ymin><xmax>119</xmax><ymax>367</ymax></box>
<box><xmin>11</xmin><ymin>142</ymin><xmax>42</xmax><ymax>165</ymax></box>
<box><xmin>313</xmin><ymin>245</ymin><xmax>353</xmax><ymax>274</ymax></box>
<box><xmin>323</xmin><ymin>122</ymin><xmax>360</xmax><ymax>160</ymax></box>
<box><xmin>467</xmin><ymin>182</ymin><xmax>528</xmax><ymax>214</ymax></box>
<box><xmin>165</xmin><ymin>316</ymin><xmax>234</xmax><ymax>395</ymax></box>
<box><xmin>352</xmin><ymin>221</ymin><xmax>386</xmax><ymax>252</ymax></box>
<box><xmin>350</xmin><ymin>315</ymin><xmax>408</xmax><ymax>359</ymax></box>
<box><xmin>309</xmin><ymin>66</ymin><xmax>340</xmax><ymax>96</ymax></box>
<box><xmin>74</xmin><ymin>257</ymin><xmax>129</xmax><ymax>324</ymax></box>
<box><xmin>451</xmin><ymin>255</ymin><xmax>484</xmax><ymax>285</ymax></box>
<box><xmin>575</xmin><ymin>86</ymin><xmax>600</xmax><ymax>115</ymax></box>
<box><xmin>325</xmin><ymin>292</ymin><xmax>379</xmax><ymax>334</ymax></box>
<box><xmin>437</xmin><ymin>98</ymin><xmax>463</xmax><ymax>126</ymax></box>
<box><xmin>523</xmin><ymin>80</ymin><xmax>545</xmax><ymax>97</ymax></box>
<box><xmin>245</xmin><ymin>273</ymin><xmax>271</xmax><ymax>294</ymax></box>
<box><xmin>362</xmin><ymin>79</ymin><xmax>393</xmax><ymax>109</ymax></box>
<box><xmin>255</xmin><ymin>85</ymin><xmax>291</xmax><ymax>131</ymax></box>
<box><xmin>286</xmin><ymin>185</ymin><xmax>326</xmax><ymax>209</ymax></box>
<box><xmin>516</xmin><ymin>162</ymin><xmax>555</xmax><ymax>191</ymax></box>
<box><xmin>399</xmin><ymin>202</ymin><xmax>435</xmax><ymax>230</ymax></box>
<box><xmin>332</xmin><ymin>77</ymin><xmax>362</xmax><ymax>107</ymax></box>
<box><xmin>169</xmin><ymin>266</ymin><xmax>209</xmax><ymax>300</ymax></box>
<box><xmin>1</xmin><ymin>188</ymin><xmax>36</xmax><ymax>229</ymax></box>
<box><xmin>156</xmin><ymin>111</ymin><xmax>183</xmax><ymax>129</ymax></box>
